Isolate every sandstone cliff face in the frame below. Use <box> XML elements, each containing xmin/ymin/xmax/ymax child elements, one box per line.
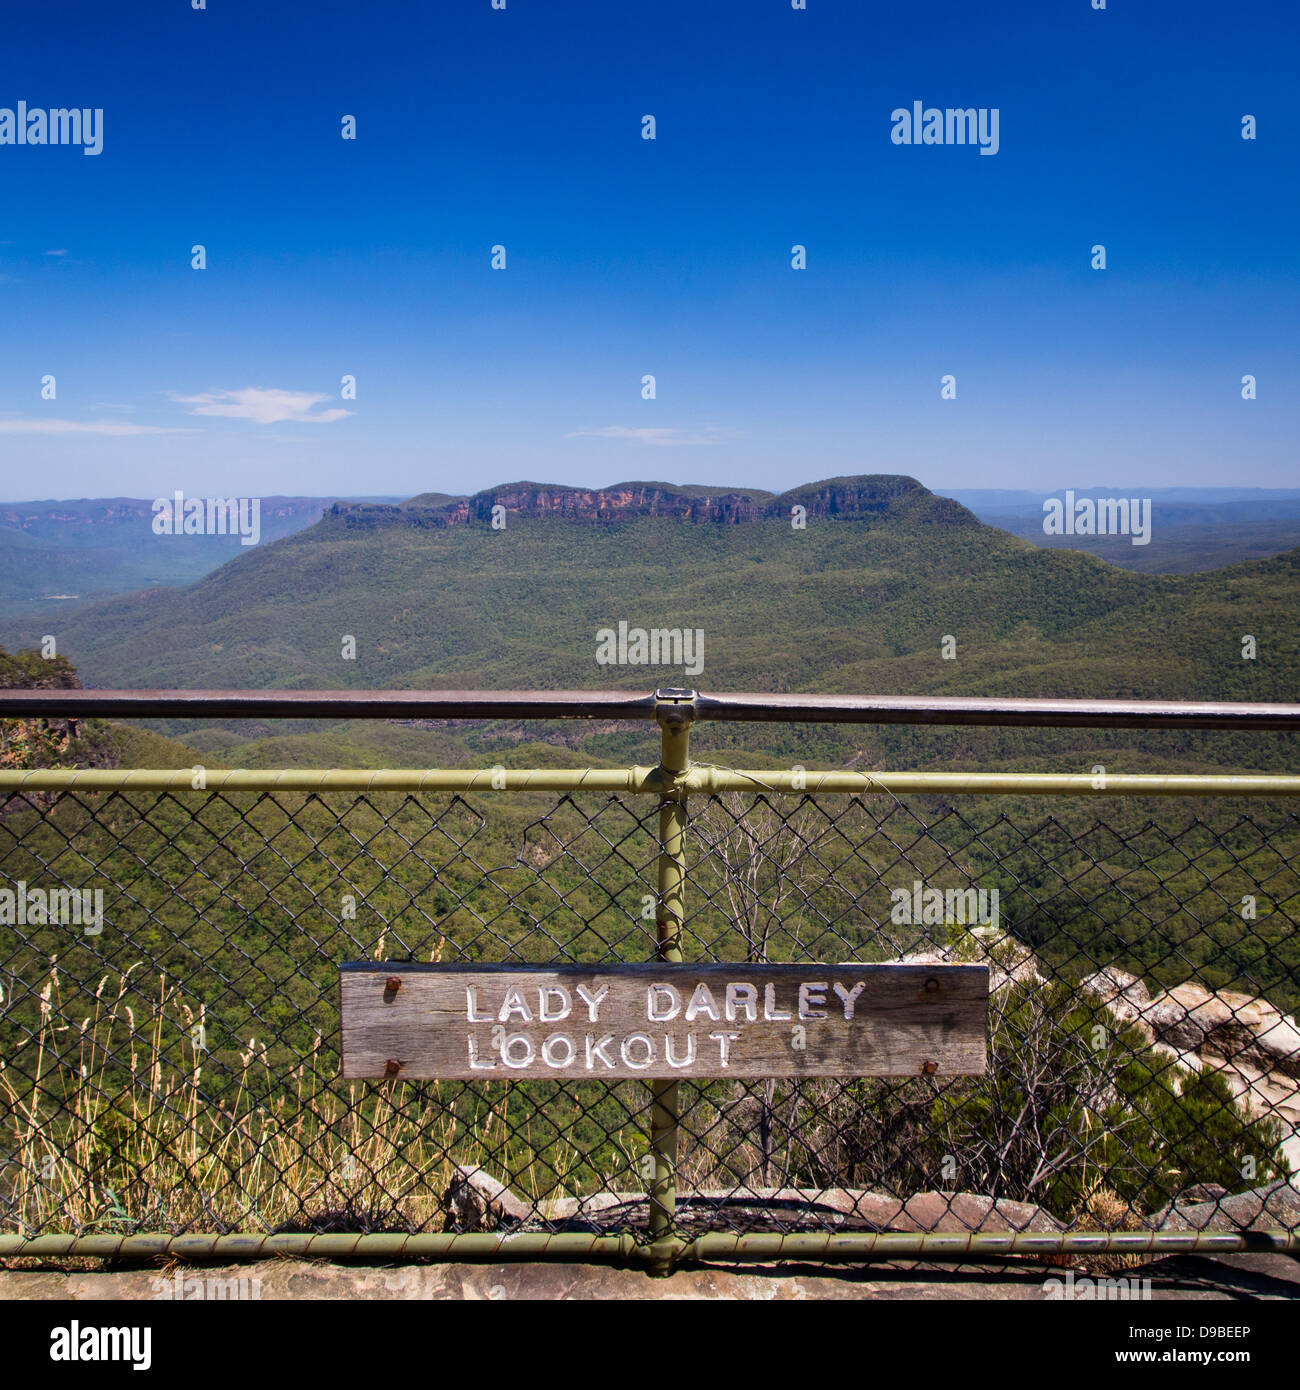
<box><xmin>327</xmin><ymin>476</ymin><xmax>980</xmax><ymax>531</ymax></box>
<box><xmin>467</xmin><ymin>482</ymin><xmax>768</xmax><ymax>524</ymax></box>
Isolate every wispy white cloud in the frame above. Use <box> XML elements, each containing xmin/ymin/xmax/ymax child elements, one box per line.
<box><xmin>0</xmin><ymin>417</ymin><xmax>191</xmax><ymax>436</ymax></box>
<box><xmin>568</xmin><ymin>425</ymin><xmax>737</xmax><ymax>447</ymax></box>
<box><xmin>171</xmin><ymin>387</ymin><xmax>351</xmax><ymax>425</ymax></box>
<box><xmin>45</xmin><ymin>248</ymin><xmax>68</xmax><ymax>257</ymax></box>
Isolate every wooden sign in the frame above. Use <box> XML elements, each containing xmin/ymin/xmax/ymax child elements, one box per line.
<box><xmin>340</xmin><ymin>962</ymin><xmax>988</xmax><ymax>1080</ymax></box>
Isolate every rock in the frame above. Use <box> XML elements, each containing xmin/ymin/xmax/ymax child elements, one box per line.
<box><xmin>1081</xmin><ymin>967</ymin><xmax>1150</xmax><ymax>1009</ymax></box>
<box><xmin>1081</xmin><ymin>970</ymin><xmax>1300</xmax><ymax>1169</ymax></box>
<box><xmin>1176</xmin><ymin>1183</ymin><xmax>1228</xmax><ymax>1205</ymax></box>
<box><xmin>1143</xmin><ymin>984</ymin><xmax>1300</xmax><ymax>1079</ymax></box>
<box><xmin>1204</xmin><ymin>1058</ymin><xmax>1300</xmax><ymax>1172</ymax></box>
<box><xmin>541</xmin><ymin>1191</ymin><xmax>640</xmax><ymax>1222</ymax></box>
<box><xmin>1151</xmin><ymin>1042</ymin><xmax>1200</xmax><ymax>1074</ymax></box>
<box><xmin>1151</xmin><ymin>1178</ymin><xmax>1300</xmax><ymax>1233</ymax></box>
<box><xmin>897</xmin><ymin>939</ymin><xmax>1044</xmax><ymax>995</ymax></box>
<box><xmin>539</xmin><ymin>1186</ymin><xmax>1060</xmax><ymax>1236</ymax></box>
<box><xmin>895</xmin><ymin>1191</ymin><xmax>1063</xmax><ymax>1234</ymax></box>
<box><xmin>1080</xmin><ymin>968</ymin><xmax>1154</xmax><ymax>1041</ymax></box>
<box><xmin>994</xmin><ymin>944</ymin><xmax>1048</xmax><ymax>993</ymax></box>
<box><xmin>443</xmin><ymin>1165</ymin><xmax>533</xmax><ymax>1232</ymax></box>
<box><xmin>541</xmin><ymin>1188</ymin><xmax>897</xmax><ymax>1228</ymax></box>
<box><xmin>1078</xmin><ymin>972</ymin><xmax>1300</xmax><ymax>1078</ymax></box>
<box><xmin>19</xmin><ymin>1256</ymin><xmax>1294</xmax><ymax>1302</ymax></box>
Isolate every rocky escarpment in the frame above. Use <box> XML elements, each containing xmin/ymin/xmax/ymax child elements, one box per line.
<box><xmin>900</xmin><ymin>938</ymin><xmax>1300</xmax><ymax>1182</ymax></box>
<box><xmin>325</xmin><ymin>475</ymin><xmax>981</xmax><ymax>531</ymax></box>
<box><xmin>1081</xmin><ymin>967</ymin><xmax>1300</xmax><ymax>1170</ymax></box>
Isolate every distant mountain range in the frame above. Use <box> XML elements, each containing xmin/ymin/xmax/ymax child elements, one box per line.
<box><xmin>0</xmin><ymin>474</ymin><xmax>1293</xmax><ymax>774</ymax></box>
<box><xmin>4</xmin><ymin>484</ymin><xmax>1296</xmax><ymax>622</ymax></box>
<box><xmin>949</xmin><ymin>489</ymin><xmax>1300</xmax><ymax>574</ymax></box>
<box><xmin>0</xmin><ymin>495</ymin><xmax>404</xmax><ymax>617</ymax></box>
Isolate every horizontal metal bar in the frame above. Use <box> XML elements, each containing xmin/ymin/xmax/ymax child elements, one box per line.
<box><xmin>2</xmin><ymin>768</ymin><xmax>1298</xmax><ymax>797</ymax></box>
<box><xmin>3</xmin><ymin>688</ymin><xmax>1299</xmax><ymax>730</ymax></box>
<box><xmin>695</xmin><ymin>692</ymin><xmax>1300</xmax><ymax>731</ymax></box>
<box><xmin>0</xmin><ymin>688</ymin><xmax>659</xmax><ymax>722</ymax></box>
<box><xmin>0</xmin><ymin>767</ymin><xmax>657</xmax><ymax>793</ymax></box>
<box><xmin>677</xmin><ymin>1228</ymin><xmax>1300</xmax><ymax>1261</ymax></box>
<box><xmin>687</xmin><ymin>770</ymin><xmax>1300</xmax><ymax>797</ymax></box>
<box><xmin>0</xmin><ymin>1233</ymin><xmax>640</xmax><ymax>1262</ymax></box>
<box><xmin>0</xmin><ymin>1229</ymin><xmax>1294</xmax><ymax>1263</ymax></box>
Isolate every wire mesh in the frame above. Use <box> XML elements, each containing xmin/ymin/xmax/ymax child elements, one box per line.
<box><xmin>1</xmin><ymin>775</ymin><xmax>1297</xmax><ymax>1254</ymax></box>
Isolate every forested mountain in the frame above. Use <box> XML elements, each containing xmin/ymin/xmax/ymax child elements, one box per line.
<box><xmin>0</xmin><ymin>475</ymin><xmax>1293</xmax><ymax>774</ymax></box>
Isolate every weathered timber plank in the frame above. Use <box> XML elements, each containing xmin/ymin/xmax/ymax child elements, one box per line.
<box><xmin>340</xmin><ymin>962</ymin><xmax>988</xmax><ymax>1080</ymax></box>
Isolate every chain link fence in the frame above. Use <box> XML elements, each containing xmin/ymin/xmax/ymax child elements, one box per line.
<box><xmin>1</xmin><ymin>712</ymin><xmax>1299</xmax><ymax>1266</ymax></box>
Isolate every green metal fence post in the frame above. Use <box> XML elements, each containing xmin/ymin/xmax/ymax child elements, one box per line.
<box><xmin>646</xmin><ymin>687</ymin><xmax>695</xmax><ymax>1274</ymax></box>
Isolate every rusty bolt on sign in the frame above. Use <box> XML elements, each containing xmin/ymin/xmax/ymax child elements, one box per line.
<box><xmin>924</xmin><ymin>978</ymin><xmax>940</xmax><ymax>993</ymax></box>
<box><xmin>385</xmin><ymin>977</ymin><xmax>403</xmax><ymax>992</ymax></box>
<box><xmin>385</xmin><ymin>1059</ymin><xmax>402</xmax><ymax>1076</ymax></box>
<box><xmin>921</xmin><ymin>1061</ymin><xmax>938</xmax><ymax>1075</ymax></box>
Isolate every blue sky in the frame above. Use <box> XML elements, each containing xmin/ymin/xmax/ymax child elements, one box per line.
<box><xmin>1</xmin><ymin>0</ymin><xmax>1297</xmax><ymax>501</ymax></box>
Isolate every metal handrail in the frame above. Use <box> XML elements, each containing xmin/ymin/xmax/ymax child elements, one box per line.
<box><xmin>3</xmin><ymin>687</ymin><xmax>1300</xmax><ymax>730</ymax></box>
<box><xmin>1</xmin><ymin>767</ymin><xmax>1299</xmax><ymax>795</ymax></box>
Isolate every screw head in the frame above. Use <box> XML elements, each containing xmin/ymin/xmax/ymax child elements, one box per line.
<box><xmin>385</xmin><ymin>1058</ymin><xmax>402</xmax><ymax>1076</ymax></box>
<box><xmin>922</xmin><ymin>1060</ymin><xmax>938</xmax><ymax>1076</ymax></box>
<box><xmin>385</xmin><ymin>976</ymin><xmax>403</xmax><ymax>992</ymax></box>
